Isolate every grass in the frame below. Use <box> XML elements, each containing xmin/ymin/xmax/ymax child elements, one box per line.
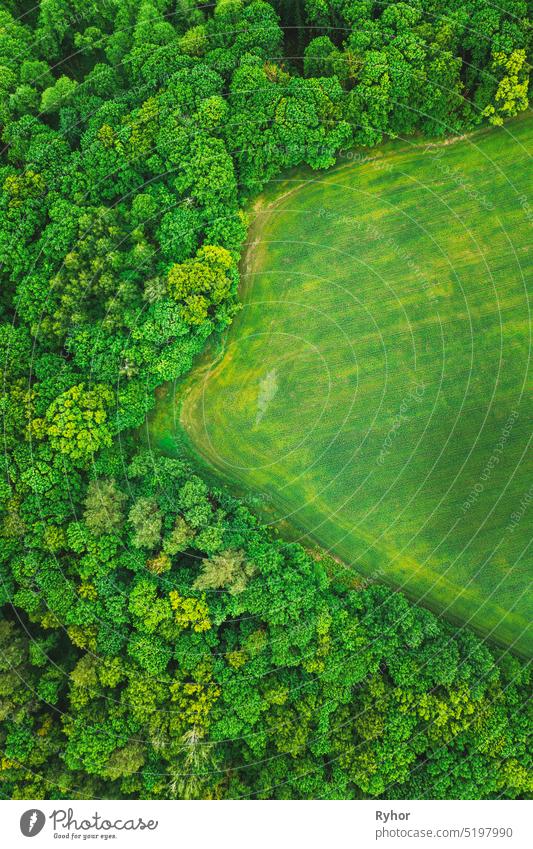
<box><xmin>148</xmin><ymin>114</ymin><xmax>533</xmax><ymax>656</ymax></box>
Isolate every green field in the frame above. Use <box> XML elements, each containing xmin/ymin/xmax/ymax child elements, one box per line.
<box><xmin>149</xmin><ymin>115</ymin><xmax>533</xmax><ymax>656</ymax></box>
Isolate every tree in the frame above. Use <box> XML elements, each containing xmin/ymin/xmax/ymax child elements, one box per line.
<box><xmin>194</xmin><ymin>549</ymin><xmax>255</xmax><ymax>594</ymax></box>
<box><xmin>157</xmin><ymin>206</ymin><xmax>202</xmax><ymax>263</ymax></box>
<box><xmin>40</xmin><ymin>75</ymin><xmax>78</xmax><ymax>114</ymax></box>
<box><xmin>83</xmin><ymin>479</ymin><xmax>127</xmax><ymax>536</ymax></box>
<box><xmin>163</xmin><ymin>516</ymin><xmax>195</xmax><ymax>555</ymax></box>
<box><xmin>129</xmin><ymin>497</ymin><xmax>163</xmax><ymax>549</ymax></box>
<box><xmin>303</xmin><ymin>37</ymin><xmax>336</xmax><ymax>77</ymax></box>
<box><xmin>167</xmin><ymin>244</ymin><xmax>234</xmax><ymax>326</ymax></box>
<box><xmin>33</xmin><ymin>383</ymin><xmax>114</xmax><ymax>464</ymax></box>
<box><xmin>482</xmin><ymin>51</ymin><xmax>530</xmax><ymax>126</ymax></box>
<box><xmin>179</xmin><ymin>25</ymin><xmax>208</xmax><ymax>57</ymax></box>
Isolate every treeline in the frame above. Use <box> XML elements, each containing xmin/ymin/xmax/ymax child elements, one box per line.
<box><xmin>0</xmin><ymin>0</ymin><xmax>531</xmax><ymax>799</ymax></box>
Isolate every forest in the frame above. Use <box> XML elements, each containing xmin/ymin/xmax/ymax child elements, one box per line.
<box><xmin>0</xmin><ymin>0</ymin><xmax>531</xmax><ymax>800</ymax></box>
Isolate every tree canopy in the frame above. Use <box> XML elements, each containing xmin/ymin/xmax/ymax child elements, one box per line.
<box><xmin>0</xmin><ymin>0</ymin><xmax>531</xmax><ymax>800</ymax></box>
